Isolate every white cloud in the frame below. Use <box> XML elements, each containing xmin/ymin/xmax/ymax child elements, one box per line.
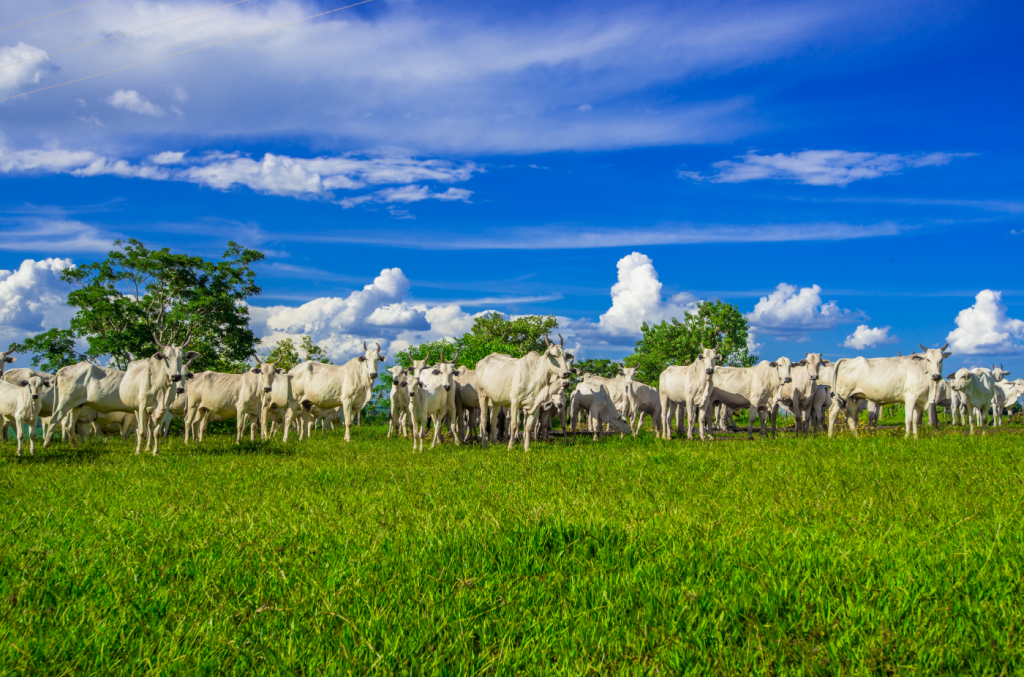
<box><xmin>746</xmin><ymin>283</ymin><xmax>861</xmax><ymax>339</ymax></box>
<box><xmin>843</xmin><ymin>324</ymin><xmax>897</xmax><ymax>350</ymax></box>
<box><xmin>597</xmin><ymin>252</ymin><xmax>697</xmax><ymax>336</ymax></box>
<box><xmin>106</xmin><ymin>89</ymin><xmax>165</xmax><ymax>117</ymax></box>
<box><xmin>0</xmin><ymin>0</ymin><xmax>877</xmax><ymax>154</ymax></box>
<box><xmin>0</xmin><ymin>258</ymin><xmax>76</xmax><ymax>348</ymax></box>
<box><xmin>946</xmin><ymin>290</ymin><xmax>1024</xmax><ymax>355</ymax></box>
<box><xmin>0</xmin><ymin>218</ymin><xmax>115</xmax><ymax>252</ymax></box>
<box><xmin>681</xmin><ymin>150</ymin><xmax>971</xmax><ymax>186</ymax></box>
<box><xmin>0</xmin><ymin>143</ymin><xmax>480</xmax><ymax>204</ymax></box>
<box><xmin>577</xmin><ymin>104</ymin><xmax>593</xmax><ymax>111</ymax></box>
<box><xmin>0</xmin><ymin>43</ymin><xmax>51</xmax><ymax>96</ymax></box>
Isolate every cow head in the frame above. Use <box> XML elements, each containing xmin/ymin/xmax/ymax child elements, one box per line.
<box><xmin>543</xmin><ymin>334</ymin><xmax>572</xmax><ymax>380</ymax></box>
<box><xmin>409</xmin><ymin>348</ymin><xmax>430</xmax><ymax>377</ymax></box>
<box><xmin>993</xmin><ymin>363</ymin><xmax>1011</xmax><ymax>382</ymax></box>
<box><xmin>768</xmin><ymin>357</ymin><xmax>794</xmax><ymax>384</ymax></box>
<box><xmin>949</xmin><ymin>367</ymin><xmax>973</xmax><ymax>392</ymax></box>
<box><xmin>357</xmin><ymin>341</ymin><xmax>384</xmax><ymax>383</ymax></box>
<box><xmin>565</xmin><ymin>352</ymin><xmax>580</xmax><ymax>377</ymax></box>
<box><xmin>18</xmin><ymin>375</ymin><xmax>48</xmax><ymax>402</ymax></box>
<box><xmin>153</xmin><ymin>334</ymin><xmax>200</xmax><ymax>394</ymax></box>
<box><xmin>388</xmin><ymin>364</ymin><xmax>409</xmax><ymax>389</ymax></box>
<box><xmin>697</xmin><ymin>346</ymin><xmax>720</xmax><ymax>376</ymax></box>
<box><xmin>250</xmin><ymin>357</ymin><xmax>281</xmax><ymax>393</ymax></box>
<box><xmin>0</xmin><ymin>345</ymin><xmax>16</xmax><ymax>375</ymax></box>
<box><xmin>914</xmin><ymin>342</ymin><xmax>952</xmax><ymax>383</ymax></box>
<box><xmin>802</xmin><ymin>353</ymin><xmax>827</xmax><ymax>382</ymax></box>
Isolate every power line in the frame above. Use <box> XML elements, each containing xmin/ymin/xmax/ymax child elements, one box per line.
<box><xmin>1</xmin><ymin>0</ymin><xmax>109</xmax><ymax>33</ymax></box>
<box><xmin>0</xmin><ymin>0</ymin><xmax>374</xmax><ymax>102</ymax></box>
<box><xmin>1</xmin><ymin>0</ymin><xmax>254</xmax><ymax>71</ymax></box>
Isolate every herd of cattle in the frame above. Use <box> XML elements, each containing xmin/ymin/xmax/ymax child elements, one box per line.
<box><xmin>0</xmin><ymin>335</ymin><xmax>1021</xmax><ymax>456</ymax></box>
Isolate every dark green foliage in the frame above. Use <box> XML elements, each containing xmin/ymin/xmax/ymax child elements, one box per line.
<box><xmin>625</xmin><ymin>300</ymin><xmax>757</xmax><ymax>384</ymax></box>
<box><xmin>60</xmin><ymin>238</ymin><xmax>264</xmax><ymax>370</ymax></box>
<box><xmin>261</xmin><ymin>336</ymin><xmax>332</xmax><ymax>373</ymax></box>
<box><xmin>2</xmin><ymin>425</ymin><xmax>1024</xmax><ymax>674</ymax></box>
<box><xmin>573</xmin><ymin>358</ymin><xmax>623</xmax><ymax>379</ymax></box>
<box><xmin>9</xmin><ymin>328</ymin><xmax>80</xmax><ymax>373</ymax></box>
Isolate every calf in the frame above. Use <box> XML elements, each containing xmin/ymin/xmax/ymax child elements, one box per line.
<box><xmin>949</xmin><ymin>367</ymin><xmax>996</xmax><ymax>434</ymax></box>
<box><xmin>569</xmin><ymin>382</ymin><xmax>630</xmax><ymax>441</ymax></box>
<box><xmin>387</xmin><ymin>365</ymin><xmax>411</xmax><ymax>438</ymax></box>
<box><xmin>992</xmin><ymin>379</ymin><xmax>1024</xmax><ymax>425</ymax></box>
<box><xmin>625</xmin><ymin>380</ymin><xmax>661</xmax><ymax>437</ymax></box>
<box><xmin>0</xmin><ymin>376</ymin><xmax>50</xmax><ymax>456</ymax></box>
<box><xmin>407</xmin><ymin>376</ymin><xmax>449</xmax><ymax>452</ymax></box>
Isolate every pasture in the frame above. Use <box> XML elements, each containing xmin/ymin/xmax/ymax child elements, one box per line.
<box><xmin>3</xmin><ymin>423</ymin><xmax>1024</xmax><ymax>674</ymax></box>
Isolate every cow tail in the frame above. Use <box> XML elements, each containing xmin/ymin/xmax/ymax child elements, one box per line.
<box><xmin>831</xmin><ymin>358</ymin><xmax>846</xmax><ymax>409</ymax></box>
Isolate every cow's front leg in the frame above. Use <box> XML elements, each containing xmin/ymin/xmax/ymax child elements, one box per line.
<box><xmin>506</xmin><ymin>402</ymin><xmax>520</xmax><ymax>450</ymax></box>
<box><xmin>342</xmin><ymin>403</ymin><xmax>354</xmax><ymax>442</ymax></box>
<box><xmin>523</xmin><ymin>408</ymin><xmax>539</xmax><ymax>452</ymax></box>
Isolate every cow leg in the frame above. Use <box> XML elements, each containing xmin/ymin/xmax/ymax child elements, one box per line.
<box><xmin>827</xmin><ymin>399</ymin><xmax>841</xmax><ymax>437</ymax></box>
<box><xmin>506</xmin><ymin>401</ymin><xmax>520</xmax><ymax>451</ymax></box>
<box><xmin>342</xmin><ymin>403</ymin><xmax>354</xmax><ymax>442</ymax></box>
<box><xmin>15</xmin><ymin>415</ymin><xmax>25</xmax><ymax>457</ymax></box>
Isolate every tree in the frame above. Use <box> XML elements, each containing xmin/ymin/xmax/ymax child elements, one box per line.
<box><xmin>59</xmin><ymin>239</ymin><xmax>264</xmax><ymax>371</ymax></box>
<box><xmin>573</xmin><ymin>358</ymin><xmax>623</xmax><ymax>379</ymax></box>
<box><xmin>623</xmin><ymin>300</ymin><xmax>757</xmax><ymax>384</ymax></box>
<box><xmin>9</xmin><ymin>329</ymin><xmax>82</xmax><ymax>373</ymax></box>
<box><xmin>261</xmin><ymin>336</ymin><xmax>332</xmax><ymax>373</ymax></box>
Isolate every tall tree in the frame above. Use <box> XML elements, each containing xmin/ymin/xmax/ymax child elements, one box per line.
<box><xmin>8</xmin><ymin>329</ymin><xmax>82</xmax><ymax>373</ymax></box>
<box><xmin>58</xmin><ymin>239</ymin><xmax>264</xmax><ymax>371</ymax></box>
<box><xmin>624</xmin><ymin>300</ymin><xmax>757</xmax><ymax>384</ymax></box>
<box><xmin>260</xmin><ymin>336</ymin><xmax>332</xmax><ymax>373</ymax></box>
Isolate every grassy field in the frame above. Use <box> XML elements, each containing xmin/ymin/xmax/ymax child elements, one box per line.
<box><xmin>3</xmin><ymin>421</ymin><xmax>1024</xmax><ymax>675</ymax></box>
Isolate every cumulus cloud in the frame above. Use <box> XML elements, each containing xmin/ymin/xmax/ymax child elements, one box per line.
<box><xmin>0</xmin><ymin>143</ymin><xmax>480</xmax><ymax>205</ymax></box>
<box><xmin>843</xmin><ymin>324</ymin><xmax>897</xmax><ymax>350</ymax></box>
<box><xmin>746</xmin><ymin>283</ymin><xmax>861</xmax><ymax>339</ymax></box>
<box><xmin>596</xmin><ymin>252</ymin><xmax>697</xmax><ymax>336</ymax></box>
<box><xmin>946</xmin><ymin>290</ymin><xmax>1024</xmax><ymax>355</ymax></box>
<box><xmin>0</xmin><ymin>43</ymin><xmax>51</xmax><ymax>96</ymax></box>
<box><xmin>681</xmin><ymin>150</ymin><xmax>971</xmax><ymax>186</ymax></box>
<box><xmin>0</xmin><ymin>258</ymin><xmax>75</xmax><ymax>348</ymax></box>
<box><xmin>106</xmin><ymin>89</ymin><xmax>165</xmax><ymax>117</ymax></box>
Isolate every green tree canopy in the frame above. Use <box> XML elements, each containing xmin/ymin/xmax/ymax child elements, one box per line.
<box><xmin>623</xmin><ymin>300</ymin><xmax>757</xmax><ymax>384</ymax></box>
<box><xmin>573</xmin><ymin>358</ymin><xmax>623</xmax><ymax>379</ymax></box>
<box><xmin>9</xmin><ymin>328</ymin><xmax>82</xmax><ymax>374</ymax></box>
<box><xmin>56</xmin><ymin>239</ymin><xmax>264</xmax><ymax>371</ymax></box>
<box><xmin>260</xmin><ymin>336</ymin><xmax>332</xmax><ymax>373</ymax></box>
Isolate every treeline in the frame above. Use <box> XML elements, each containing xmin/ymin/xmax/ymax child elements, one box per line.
<box><xmin>11</xmin><ymin>240</ymin><xmax>758</xmax><ymax>395</ymax></box>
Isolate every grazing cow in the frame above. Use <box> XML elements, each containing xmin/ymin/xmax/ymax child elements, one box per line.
<box><xmin>706</xmin><ymin>359</ymin><xmax>795</xmax><ymax>438</ymax></box>
<box><xmin>948</xmin><ymin>367</ymin><xmax>996</xmax><ymax>434</ymax></box>
<box><xmin>289</xmin><ymin>341</ymin><xmax>385</xmax><ymax>442</ymax></box>
<box><xmin>658</xmin><ymin>347</ymin><xmax>719</xmax><ymax>440</ymax></box>
<box><xmin>829</xmin><ymin>344</ymin><xmax>951</xmax><ymax>437</ymax></box>
<box><xmin>533</xmin><ymin>374</ymin><xmax>569</xmax><ymax>441</ymax></box>
<box><xmin>581</xmin><ymin>366</ymin><xmax>635</xmax><ymax>428</ymax></box>
<box><xmin>185</xmin><ymin>359</ymin><xmax>283</xmax><ymax>444</ymax></box>
<box><xmin>625</xmin><ymin>380</ymin><xmax>661</xmax><ymax>436</ymax></box>
<box><xmin>776</xmin><ymin>353</ymin><xmax>831</xmax><ymax>433</ymax></box>
<box><xmin>407</xmin><ymin>373</ymin><xmax>450</xmax><ymax>452</ymax></box>
<box><xmin>0</xmin><ymin>376</ymin><xmax>50</xmax><ymax>456</ymax></box>
<box><xmin>569</xmin><ymin>382</ymin><xmax>631</xmax><ymax>441</ymax></box>
<box><xmin>992</xmin><ymin>379</ymin><xmax>1024</xmax><ymax>426</ymax></box>
<box><xmin>46</xmin><ymin>337</ymin><xmax>198</xmax><ymax>454</ymax></box>
<box><xmin>261</xmin><ymin>373</ymin><xmax>300</xmax><ymax>442</ymax></box>
<box><xmin>476</xmin><ymin>335</ymin><xmax>572</xmax><ymax>451</ymax></box>
<box><xmin>94</xmin><ymin>411</ymin><xmax>138</xmax><ymax>438</ymax></box>
<box><xmin>387</xmin><ymin>365</ymin><xmax>411</xmax><ymax>438</ymax></box>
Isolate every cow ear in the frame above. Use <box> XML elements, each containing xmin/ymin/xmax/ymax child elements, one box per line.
<box><xmin>153</xmin><ymin>352</ymin><xmax>166</xmax><ymax>360</ymax></box>
<box><xmin>946</xmin><ymin>373</ymin><xmax>954</xmax><ymax>379</ymax></box>
<box><xmin>378</xmin><ymin>355</ymin><xmax>386</xmax><ymax>362</ymax></box>
<box><xmin>250</xmin><ymin>367</ymin><xmax>261</xmax><ymax>374</ymax></box>
<box><xmin>275</xmin><ymin>368</ymin><xmax>284</xmax><ymax>374</ymax></box>
<box><xmin>769</xmin><ymin>361</ymin><xmax>778</xmax><ymax>367</ymax></box>
<box><xmin>797</xmin><ymin>359</ymin><xmax>807</xmax><ymax>366</ymax></box>
<box><xmin>43</xmin><ymin>380</ymin><xmax>51</xmax><ymax>387</ymax></box>
<box><xmin>184</xmin><ymin>351</ymin><xmax>200</xmax><ymax>361</ymax></box>
<box><xmin>942</xmin><ymin>352</ymin><xmax>952</xmax><ymax>359</ymax></box>
<box><xmin>358</xmin><ymin>356</ymin><xmax>366</xmax><ymax>362</ymax></box>
<box><xmin>4</xmin><ymin>356</ymin><xmax>15</xmax><ymax>364</ymax></box>
<box><xmin>820</xmin><ymin>359</ymin><xmax>831</xmax><ymax>365</ymax></box>
<box><xmin>187</xmin><ymin>372</ymin><xmax>195</xmax><ymax>379</ymax></box>
<box><xmin>19</xmin><ymin>380</ymin><xmax>28</xmax><ymax>386</ymax></box>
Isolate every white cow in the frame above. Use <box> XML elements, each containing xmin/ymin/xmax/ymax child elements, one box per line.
<box><xmin>407</xmin><ymin>371</ymin><xmax>451</xmax><ymax>452</ymax></box>
<box><xmin>625</xmin><ymin>380</ymin><xmax>661</xmax><ymax>436</ymax></box>
<box><xmin>46</xmin><ymin>338</ymin><xmax>198</xmax><ymax>454</ymax></box>
<box><xmin>260</xmin><ymin>373</ymin><xmax>300</xmax><ymax>442</ymax></box>
<box><xmin>581</xmin><ymin>366</ymin><xmax>635</xmax><ymax>429</ymax></box>
<box><xmin>476</xmin><ymin>335</ymin><xmax>572</xmax><ymax>451</ymax></box>
<box><xmin>949</xmin><ymin>367</ymin><xmax>996</xmax><ymax>434</ymax></box>
<box><xmin>0</xmin><ymin>345</ymin><xmax>17</xmax><ymax>377</ymax></box>
<box><xmin>185</xmin><ymin>359</ymin><xmax>283</xmax><ymax>444</ymax></box>
<box><xmin>387</xmin><ymin>365</ymin><xmax>411</xmax><ymax>438</ymax></box>
<box><xmin>706</xmin><ymin>359</ymin><xmax>795</xmax><ymax>438</ymax></box>
<box><xmin>0</xmin><ymin>376</ymin><xmax>50</xmax><ymax>455</ymax></box>
<box><xmin>776</xmin><ymin>353</ymin><xmax>831</xmax><ymax>433</ymax></box>
<box><xmin>416</xmin><ymin>346</ymin><xmax>461</xmax><ymax>444</ymax></box>
<box><xmin>289</xmin><ymin>341</ymin><xmax>385</xmax><ymax>442</ymax></box>
<box><xmin>2</xmin><ymin>368</ymin><xmax>55</xmax><ymax>441</ymax></box>
<box><xmin>992</xmin><ymin>379</ymin><xmax>1024</xmax><ymax>426</ymax></box>
<box><xmin>569</xmin><ymin>382</ymin><xmax>631</xmax><ymax>441</ymax></box>
<box><xmin>829</xmin><ymin>344</ymin><xmax>950</xmax><ymax>437</ymax></box>
<box><xmin>94</xmin><ymin>411</ymin><xmax>138</xmax><ymax>438</ymax></box>
<box><xmin>454</xmin><ymin>368</ymin><xmax>481</xmax><ymax>443</ymax></box>
<box><xmin>658</xmin><ymin>347</ymin><xmax>719</xmax><ymax>440</ymax></box>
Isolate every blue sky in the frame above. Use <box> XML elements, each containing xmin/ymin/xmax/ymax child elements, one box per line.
<box><xmin>1</xmin><ymin>0</ymin><xmax>1022</xmax><ymax>370</ymax></box>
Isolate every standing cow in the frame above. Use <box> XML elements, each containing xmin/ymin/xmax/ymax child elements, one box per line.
<box><xmin>948</xmin><ymin>367</ymin><xmax>996</xmax><ymax>434</ymax></box>
<box><xmin>289</xmin><ymin>341</ymin><xmax>385</xmax><ymax>442</ymax></box>
<box><xmin>706</xmin><ymin>359</ymin><xmax>795</xmax><ymax>439</ymax></box>
<box><xmin>775</xmin><ymin>353</ymin><xmax>830</xmax><ymax>433</ymax></box>
<box><xmin>658</xmin><ymin>346</ymin><xmax>719</xmax><ymax>440</ymax></box>
<box><xmin>0</xmin><ymin>376</ymin><xmax>50</xmax><ymax>456</ymax></box>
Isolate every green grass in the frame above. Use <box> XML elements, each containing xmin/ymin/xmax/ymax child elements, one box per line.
<box><xmin>3</xmin><ymin>423</ymin><xmax>1024</xmax><ymax>675</ymax></box>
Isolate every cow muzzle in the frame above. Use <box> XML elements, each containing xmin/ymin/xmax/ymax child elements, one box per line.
<box><xmin>784</xmin><ymin>377</ymin><xmax>792</xmax><ymax>383</ymax></box>
<box><xmin>31</xmin><ymin>395</ymin><xmax>38</xmax><ymax>400</ymax></box>
<box><xmin>561</xmin><ymin>371</ymin><xmax>570</xmax><ymax>379</ymax></box>
<box><xmin>931</xmin><ymin>374</ymin><xmax>941</xmax><ymax>381</ymax></box>
<box><xmin>264</xmin><ymin>386</ymin><xmax>273</xmax><ymax>393</ymax></box>
<box><xmin>810</xmin><ymin>376</ymin><xmax>818</xmax><ymax>381</ymax></box>
<box><xmin>176</xmin><ymin>387</ymin><xmax>185</xmax><ymax>394</ymax></box>
<box><xmin>705</xmin><ymin>368</ymin><xmax>714</xmax><ymax>375</ymax></box>
<box><xmin>443</xmin><ymin>384</ymin><xmax>451</xmax><ymax>392</ymax></box>
<box><xmin>171</xmin><ymin>374</ymin><xmax>181</xmax><ymax>382</ymax></box>
<box><xmin>370</xmin><ymin>372</ymin><xmax>378</xmax><ymax>380</ymax></box>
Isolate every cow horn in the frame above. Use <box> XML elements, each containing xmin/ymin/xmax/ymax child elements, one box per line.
<box><xmin>919</xmin><ymin>344</ymin><xmax>928</xmax><ymax>351</ymax></box>
<box><xmin>559</xmin><ymin>334</ymin><xmax>564</xmax><ymax>347</ymax></box>
<box><xmin>451</xmin><ymin>345</ymin><xmax>461</xmax><ymax>363</ymax></box>
<box><xmin>545</xmin><ymin>335</ymin><xmax>552</xmax><ymax>347</ymax></box>
<box><xmin>181</xmin><ymin>329</ymin><xmax>192</xmax><ymax>349</ymax></box>
<box><xmin>898</xmin><ymin>351</ymin><xmax>902</xmax><ymax>356</ymax></box>
<box><xmin>375</xmin><ymin>342</ymin><xmax>381</xmax><ymax>352</ymax></box>
<box><xmin>425</xmin><ymin>349</ymin><xmax>431</xmax><ymax>363</ymax></box>
<box><xmin>154</xmin><ymin>334</ymin><xmax>165</xmax><ymax>349</ymax></box>
<box><xmin>941</xmin><ymin>342</ymin><xmax>948</xmax><ymax>351</ymax></box>
<box><xmin>439</xmin><ymin>346</ymin><xmax>444</xmax><ymax>363</ymax></box>
<box><xmin>364</xmin><ymin>340</ymin><xmax>369</xmax><ymax>351</ymax></box>
<box><xmin>5</xmin><ymin>344</ymin><xmax>15</xmax><ymax>354</ymax></box>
